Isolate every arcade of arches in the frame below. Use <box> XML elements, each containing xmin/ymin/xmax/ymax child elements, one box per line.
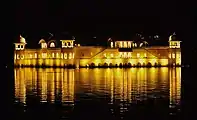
<box><xmin>88</xmin><ymin>62</ymin><xmax>162</xmax><ymax>67</ymax></box>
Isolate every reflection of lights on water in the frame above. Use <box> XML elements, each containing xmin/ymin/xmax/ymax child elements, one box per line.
<box><xmin>14</xmin><ymin>68</ymin><xmax>181</xmax><ymax>115</ymax></box>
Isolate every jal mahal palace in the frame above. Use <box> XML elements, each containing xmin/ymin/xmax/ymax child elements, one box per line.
<box><xmin>14</xmin><ymin>33</ymin><xmax>181</xmax><ymax>68</ymax></box>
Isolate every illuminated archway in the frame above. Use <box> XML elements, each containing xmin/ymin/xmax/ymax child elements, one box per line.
<box><xmin>147</xmin><ymin>62</ymin><xmax>152</xmax><ymax>67</ymax></box>
<box><xmin>154</xmin><ymin>62</ymin><xmax>158</xmax><ymax>67</ymax></box>
<box><xmin>119</xmin><ymin>63</ymin><xmax>123</xmax><ymax>67</ymax></box>
<box><xmin>109</xmin><ymin>63</ymin><xmax>113</xmax><ymax>67</ymax></box>
<box><xmin>128</xmin><ymin>62</ymin><xmax>132</xmax><ymax>67</ymax></box>
<box><xmin>90</xmin><ymin>63</ymin><xmax>95</xmax><ymax>67</ymax></box>
<box><xmin>124</xmin><ymin>63</ymin><xmax>128</xmax><ymax>67</ymax></box>
<box><xmin>104</xmin><ymin>63</ymin><xmax>108</xmax><ymax>67</ymax></box>
<box><xmin>98</xmin><ymin>63</ymin><xmax>101</xmax><ymax>67</ymax></box>
<box><xmin>137</xmin><ymin>62</ymin><xmax>141</xmax><ymax>67</ymax></box>
<box><xmin>50</xmin><ymin>42</ymin><xmax>55</xmax><ymax>47</ymax></box>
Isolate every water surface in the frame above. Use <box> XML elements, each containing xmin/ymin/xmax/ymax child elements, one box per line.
<box><xmin>14</xmin><ymin>68</ymin><xmax>181</xmax><ymax>119</ymax></box>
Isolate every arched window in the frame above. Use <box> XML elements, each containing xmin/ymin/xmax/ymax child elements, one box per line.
<box><xmin>41</xmin><ymin>43</ymin><xmax>47</xmax><ymax>48</ymax></box>
<box><xmin>137</xmin><ymin>53</ymin><xmax>140</xmax><ymax>58</ymax></box>
<box><xmin>124</xmin><ymin>52</ymin><xmax>127</xmax><ymax>58</ymax></box>
<box><xmin>64</xmin><ymin>53</ymin><xmax>67</xmax><ymax>59</ymax></box>
<box><xmin>111</xmin><ymin>42</ymin><xmax>113</xmax><ymax>48</ymax></box>
<box><xmin>35</xmin><ymin>53</ymin><xmax>37</xmax><ymax>58</ymax></box>
<box><xmin>50</xmin><ymin>42</ymin><xmax>55</xmax><ymax>47</ymax></box>
<box><xmin>124</xmin><ymin>42</ymin><xmax>127</xmax><ymax>48</ymax></box>
<box><xmin>69</xmin><ymin>53</ymin><xmax>72</xmax><ymax>59</ymax></box>
<box><xmin>128</xmin><ymin>52</ymin><xmax>131</xmax><ymax>58</ymax></box>
<box><xmin>61</xmin><ymin>53</ymin><xmax>63</xmax><ymax>59</ymax></box>
<box><xmin>128</xmin><ymin>42</ymin><xmax>131</xmax><ymax>48</ymax></box>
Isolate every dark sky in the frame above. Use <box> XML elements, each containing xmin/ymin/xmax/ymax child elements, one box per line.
<box><xmin>15</xmin><ymin>1</ymin><xmax>192</xmax><ymax>37</ymax></box>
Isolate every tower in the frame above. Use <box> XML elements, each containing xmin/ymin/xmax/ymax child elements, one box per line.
<box><xmin>168</xmin><ymin>32</ymin><xmax>182</xmax><ymax>66</ymax></box>
<box><xmin>14</xmin><ymin>35</ymin><xmax>27</xmax><ymax>64</ymax></box>
<box><xmin>60</xmin><ymin>36</ymin><xmax>75</xmax><ymax>48</ymax></box>
<box><xmin>14</xmin><ymin>35</ymin><xmax>27</xmax><ymax>50</ymax></box>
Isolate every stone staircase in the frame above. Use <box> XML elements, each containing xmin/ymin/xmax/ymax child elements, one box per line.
<box><xmin>144</xmin><ymin>48</ymin><xmax>159</xmax><ymax>58</ymax></box>
<box><xmin>90</xmin><ymin>47</ymin><xmax>107</xmax><ymax>59</ymax></box>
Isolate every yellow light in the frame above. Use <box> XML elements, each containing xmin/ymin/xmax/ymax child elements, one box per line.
<box><xmin>172</xmin><ymin>53</ymin><xmax>175</xmax><ymax>58</ymax></box>
<box><xmin>104</xmin><ymin>53</ymin><xmax>106</xmax><ymax>57</ymax></box>
<box><xmin>73</xmin><ymin>53</ymin><xmax>75</xmax><ymax>58</ymax></box>
<box><xmin>124</xmin><ymin>42</ymin><xmax>127</xmax><ymax>48</ymax></box>
<box><xmin>61</xmin><ymin>53</ymin><xmax>63</xmax><ymax>59</ymax></box>
<box><xmin>64</xmin><ymin>53</ymin><xmax>67</xmax><ymax>59</ymax></box>
<box><xmin>111</xmin><ymin>42</ymin><xmax>113</xmax><ymax>48</ymax></box>
<box><xmin>111</xmin><ymin>53</ymin><xmax>114</xmax><ymax>58</ymax></box>
<box><xmin>120</xmin><ymin>42</ymin><xmax>122</xmax><ymax>48</ymax></box>
<box><xmin>128</xmin><ymin>42</ymin><xmax>131</xmax><ymax>48</ymax></box>
<box><xmin>144</xmin><ymin>53</ymin><xmax>147</xmax><ymax>57</ymax></box>
<box><xmin>69</xmin><ymin>53</ymin><xmax>72</xmax><ymax>59</ymax></box>
<box><xmin>137</xmin><ymin>53</ymin><xmax>140</xmax><ymax>58</ymax></box>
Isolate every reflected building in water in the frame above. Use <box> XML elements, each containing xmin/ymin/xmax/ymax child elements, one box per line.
<box><xmin>14</xmin><ymin>68</ymin><xmax>181</xmax><ymax>114</ymax></box>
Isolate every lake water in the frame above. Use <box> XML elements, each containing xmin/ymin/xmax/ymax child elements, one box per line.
<box><xmin>13</xmin><ymin>68</ymin><xmax>181</xmax><ymax>119</ymax></box>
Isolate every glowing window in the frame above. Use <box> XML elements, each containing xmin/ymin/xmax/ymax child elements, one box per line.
<box><xmin>21</xmin><ymin>55</ymin><xmax>24</xmax><ymax>59</ymax></box>
<box><xmin>132</xmin><ymin>43</ymin><xmax>135</xmax><ymax>47</ymax></box>
<box><xmin>128</xmin><ymin>42</ymin><xmax>131</xmax><ymax>48</ymax></box>
<box><xmin>124</xmin><ymin>42</ymin><xmax>127</xmax><ymax>48</ymax></box>
<box><xmin>91</xmin><ymin>52</ymin><xmax>93</xmax><ymax>56</ymax></box>
<box><xmin>172</xmin><ymin>53</ymin><xmax>175</xmax><ymax>58</ymax></box>
<box><xmin>64</xmin><ymin>53</ymin><xmax>67</xmax><ymax>59</ymax></box>
<box><xmin>120</xmin><ymin>42</ymin><xmax>122</xmax><ymax>48</ymax></box>
<box><xmin>135</xmin><ymin>43</ymin><xmax>137</xmax><ymax>47</ymax></box>
<box><xmin>137</xmin><ymin>53</ymin><xmax>140</xmax><ymax>58</ymax></box>
<box><xmin>41</xmin><ymin>43</ymin><xmax>47</xmax><ymax>48</ymax></box>
<box><xmin>111</xmin><ymin>42</ymin><xmax>113</xmax><ymax>48</ymax></box>
<box><xmin>52</xmin><ymin>53</ymin><xmax>54</xmax><ymax>58</ymax></box>
<box><xmin>35</xmin><ymin>53</ymin><xmax>37</xmax><ymax>58</ymax></box>
<box><xmin>42</xmin><ymin>53</ymin><xmax>47</xmax><ymax>58</ymax></box>
<box><xmin>14</xmin><ymin>54</ymin><xmax>16</xmax><ymax>60</ymax></box>
<box><xmin>144</xmin><ymin>53</ymin><xmax>147</xmax><ymax>58</ymax></box>
<box><xmin>104</xmin><ymin>53</ymin><xmax>106</xmax><ymax>57</ymax></box>
<box><xmin>30</xmin><ymin>54</ymin><xmax>32</xmax><ymax>58</ymax></box>
<box><xmin>111</xmin><ymin>54</ymin><xmax>114</xmax><ymax>58</ymax></box>
<box><xmin>61</xmin><ymin>53</ymin><xmax>63</xmax><ymax>59</ymax></box>
<box><xmin>73</xmin><ymin>53</ymin><xmax>75</xmax><ymax>58</ymax></box>
<box><xmin>124</xmin><ymin>52</ymin><xmax>127</xmax><ymax>58</ymax></box>
<box><xmin>17</xmin><ymin>55</ymin><xmax>20</xmax><ymax>59</ymax></box>
<box><xmin>56</xmin><ymin>53</ymin><xmax>59</xmax><ymax>58</ymax></box>
<box><xmin>69</xmin><ymin>53</ymin><xmax>72</xmax><ymax>59</ymax></box>
<box><xmin>169</xmin><ymin>53</ymin><xmax>171</xmax><ymax>58</ymax></box>
<box><xmin>128</xmin><ymin>53</ymin><xmax>131</xmax><ymax>58</ymax></box>
<box><xmin>50</xmin><ymin>42</ymin><xmax>55</xmax><ymax>47</ymax></box>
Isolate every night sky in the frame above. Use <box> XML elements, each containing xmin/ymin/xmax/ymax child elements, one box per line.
<box><xmin>5</xmin><ymin>1</ymin><xmax>196</xmax><ymax>65</ymax></box>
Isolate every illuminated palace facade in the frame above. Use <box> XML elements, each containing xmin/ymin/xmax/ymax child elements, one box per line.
<box><xmin>14</xmin><ymin>34</ymin><xmax>181</xmax><ymax>68</ymax></box>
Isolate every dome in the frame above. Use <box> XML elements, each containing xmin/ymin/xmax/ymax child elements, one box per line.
<box><xmin>38</xmin><ymin>39</ymin><xmax>46</xmax><ymax>44</ymax></box>
<box><xmin>169</xmin><ymin>32</ymin><xmax>177</xmax><ymax>41</ymax></box>
<box><xmin>20</xmin><ymin>35</ymin><xmax>26</xmax><ymax>43</ymax></box>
